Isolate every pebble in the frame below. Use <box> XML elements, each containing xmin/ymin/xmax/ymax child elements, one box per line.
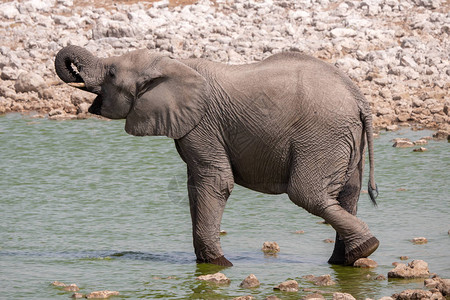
<box><xmin>413</xmin><ymin>147</ymin><xmax>428</xmax><ymax>152</ymax></box>
<box><xmin>304</xmin><ymin>274</ymin><xmax>336</xmax><ymax>286</ymax></box>
<box><xmin>412</xmin><ymin>237</ymin><xmax>428</xmax><ymax>244</ymax></box>
<box><xmin>332</xmin><ymin>292</ymin><xmax>356</xmax><ymax>300</ymax></box>
<box><xmin>353</xmin><ymin>258</ymin><xmax>378</xmax><ymax>268</ymax></box>
<box><xmin>63</xmin><ymin>284</ymin><xmax>80</xmax><ymax>292</ymax></box>
<box><xmin>197</xmin><ymin>272</ymin><xmax>230</xmax><ymax>285</ymax></box>
<box><xmin>85</xmin><ymin>290</ymin><xmax>120</xmax><ymax>299</ymax></box>
<box><xmin>273</xmin><ymin>280</ymin><xmax>299</xmax><ymax>292</ymax></box>
<box><xmin>51</xmin><ymin>281</ymin><xmax>67</xmax><ymax>287</ymax></box>
<box><xmin>392</xmin><ymin>289</ymin><xmax>444</xmax><ymax>300</ymax></box>
<box><xmin>262</xmin><ymin>241</ymin><xmax>280</xmax><ymax>254</ymax></box>
<box><xmin>233</xmin><ymin>296</ymin><xmax>254</xmax><ymax>300</ymax></box>
<box><xmin>393</xmin><ymin>140</ymin><xmax>415</xmax><ymax>148</ymax></box>
<box><xmin>303</xmin><ymin>293</ymin><xmax>325</xmax><ymax>299</ymax></box>
<box><xmin>0</xmin><ymin>0</ymin><xmax>448</xmax><ymax>135</ymax></box>
<box><xmin>239</xmin><ymin>274</ymin><xmax>260</xmax><ymax>289</ymax></box>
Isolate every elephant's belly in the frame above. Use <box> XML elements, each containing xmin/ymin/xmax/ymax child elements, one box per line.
<box><xmin>228</xmin><ymin>141</ymin><xmax>290</xmax><ymax>194</ymax></box>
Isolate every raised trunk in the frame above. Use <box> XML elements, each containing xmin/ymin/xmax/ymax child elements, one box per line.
<box><xmin>54</xmin><ymin>45</ymin><xmax>105</xmax><ymax>94</ymax></box>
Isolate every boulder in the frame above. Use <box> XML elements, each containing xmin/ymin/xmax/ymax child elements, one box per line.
<box><xmin>425</xmin><ymin>277</ymin><xmax>450</xmax><ymax>296</ymax></box>
<box><xmin>265</xmin><ymin>296</ymin><xmax>281</xmax><ymax>300</ymax></box>
<box><xmin>432</xmin><ymin>130</ymin><xmax>449</xmax><ymax>140</ymax></box>
<box><xmin>197</xmin><ymin>272</ymin><xmax>230</xmax><ymax>285</ymax></box>
<box><xmin>85</xmin><ymin>291</ymin><xmax>120</xmax><ymax>299</ymax></box>
<box><xmin>262</xmin><ymin>241</ymin><xmax>280</xmax><ymax>254</ymax></box>
<box><xmin>392</xmin><ymin>289</ymin><xmax>444</xmax><ymax>300</ymax></box>
<box><xmin>71</xmin><ymin>293</ymin><xmax>84</xmax><ymax>299</ymax></box>
<box><xmin>323</xmin><ymin>239</ymin><xmax>335</xmax><ymax>243</ymax></box>
<box><xmin>400</xmin><ymin>256</ymin><xmax>409</xmax><ymax>260</ymax></box>
<box><xmin>273</xmin><ymin>280</ymin><xmax>299</xmax><ymax>292</ymax></box>
<box><xmin>14</xmin><ymin>72</ymin><xmax>46</xmax><ymax>93</ymax></box>
<box><xmin>353</xmin><ymin>258</ymin><xmax>378</xmax><ymax>268</ymax></box>
<box><xmin>332</xmin><ymin>292</ymin><xmax>356</xmax><ymax>300</ymax></box>
<box><xmin>388</xmin><ymin>260</ymin><xmax>430</xmax><ymax>279</ymax></box>
<box><xmin>239</xmin><ymin>274</ymin><xmax>260</xmax><ymax>288</ymax></box>
<box><xmin>413</xmin><ymin>147</ymin><xmax>427</xmax><ymax>152</ymax></box>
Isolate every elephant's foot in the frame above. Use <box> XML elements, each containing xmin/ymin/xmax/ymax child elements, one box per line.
<box><xmin>197</xmin><ymin>255</ymin><xmax>233</xmax><ymax>267</ymax></box>
<box><xmin>344</xmin><ymin>236</ymin><xmax>379</xmax><ymax>266</ymax></box>
<box><xmin>329</xmin><ymin>236</ymin><xmax>379</xmax><ymax>265</ymax></box>
<box><xmin>328</xmin><ymin>235</ymin><xmax>345</xmax><ymax>265</ymax></box>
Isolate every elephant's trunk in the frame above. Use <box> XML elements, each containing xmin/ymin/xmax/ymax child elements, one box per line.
<box><xmin>54</xmin><ymin>45</ymin><xmax>105</xmax><ymax>94</ymax></box>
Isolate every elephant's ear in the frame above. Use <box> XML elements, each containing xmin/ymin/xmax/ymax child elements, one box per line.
<box><xmin>125</xmin><ymin>57</ymin><xmax>208</xmax><ymax>139</ymax></box>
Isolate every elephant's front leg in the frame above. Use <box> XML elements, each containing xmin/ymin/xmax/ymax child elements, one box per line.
<box><xmin>187</xmin><ymin>168</ymin><xmax>233</xmax><ymax>267</ymax></box>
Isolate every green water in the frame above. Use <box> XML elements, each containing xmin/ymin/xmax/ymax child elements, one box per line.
<box><xmin>0</xmin><ymin>113</ymin><xmax>449</xmax><ymax>299</ymax></box>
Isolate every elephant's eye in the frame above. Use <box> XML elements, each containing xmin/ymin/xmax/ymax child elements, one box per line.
<box><xmin>109</xmin><ymin>66</ymin><xmax>116</xmax><ymax>78</ymax></box>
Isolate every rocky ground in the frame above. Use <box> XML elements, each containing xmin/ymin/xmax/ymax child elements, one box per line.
<box><xmin>0</xmin><ymin>0</ymin><xmax>449</xmax><ymax>134</ymax></box>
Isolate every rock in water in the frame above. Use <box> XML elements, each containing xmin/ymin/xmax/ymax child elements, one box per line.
<box><xmin>304</xmin><ymin>293</ymin><xmax>325</xmax><ymax>299</ymax></box>
<box><xmin>353</xmin><ymin>258</ymin><xmax>378</xmax><ymax>268</ymax></box>
<box><xmin>411</xmin><ymin>237</ymin><xmax>428</xmax><ymax>244</ymax></box>
<box><xmin>312</xmin><ymin>275</ymin><xmax>336</xmax><ymax>286</ymax></box>
<box><xmin>232</xmin><ymin>296</ymin><xmax>254</xmax><ymax>300</ymax></box>
<box><xmin>425</xmin><ymin>277</ymin><xmax>450</xmax><ymax>296</ymax></box>
<box><xmin>51</xmin><ymin>281</ymin><xmax>67</xmax><ymax>287</ymax></box>
<box><xmin>262</xmin><ymin>241</ymin><xmax>280</xmax><ymax>254</ymax></box>
<box><xmin>85</xmin><ymin>291</ymin><xmax>120</xmax><ymax>299</ymax></box>
<box><xmin>273</xmin><ymin>280</ymin><xmax>299</xmax><ymax>292</ymax></box>
<box><xmin>239</xmin><ymin>274</ymin><xmax>260</xmax><ymax>288</ymax></box>
<box><xmin>63</xmin><ymin>284</ymin><xmax>79</xmax><ymax>292</ymax></box>
<box><xmin>393</xmin><ymin>140</ymin><xmax>415</xmax><ymax>148</ymax></box>
<box><xmin>197</xmin><ymin>272</ymin><xmax>230</xmax><ymax>285</ymax></box>
<box><xmin>392</xmin><ymin>289</ymin><xmax>444</xmax><ymax>299</ymax></box>
<box><xmin>388</xmin><ymin>260</ymin><xmax>430</xmax><ymax>279</ymax></box>
<box><xmin>332</xmin><ymin>292</ymin><xmax>356</xmax><ymax>300</ymax></box>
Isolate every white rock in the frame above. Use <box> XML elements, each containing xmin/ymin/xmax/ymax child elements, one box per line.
<box><xmin>14</xmin><ymin>73</ymin><xmax>46</xmax><ymax>93</ymax></box>
<box><xmin>0</xmin><ymin>2</ymin><xmax>20</xmax><ymax>19</ymax></box>
<box><xmin>330</xmin><ymin>28</ymin><xmax>357</xmax><ymax>38</ymax></box>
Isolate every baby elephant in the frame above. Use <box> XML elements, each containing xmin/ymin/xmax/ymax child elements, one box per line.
<box><xmin>55</xmin><ymin>45</ymin><xmax>379</xmax><ymax>266</ymax></box>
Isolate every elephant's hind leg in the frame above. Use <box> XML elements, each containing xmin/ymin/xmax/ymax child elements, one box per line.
<box><xmin>287</xmin><ymin>158</ymin><xmax>378</xmax><ymax>266</ymax></box>
<box><xmin>329</xmin><ymin>158</ymin><xmax>365</xmax><ymax>265</ymax></box>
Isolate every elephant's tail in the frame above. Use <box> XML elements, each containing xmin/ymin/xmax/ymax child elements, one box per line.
<box><xmin>362</xmin><ymin>111</ymin><xmax>378</xmax><ymax>206</ymax></box>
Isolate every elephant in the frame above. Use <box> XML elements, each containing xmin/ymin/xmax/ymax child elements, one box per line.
<box><xmin>55</xmin><ymin>45</ymin><xmax>379</xmax><ymax>267</ymax></box>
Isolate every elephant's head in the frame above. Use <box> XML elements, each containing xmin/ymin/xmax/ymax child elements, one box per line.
<box><xmin>55</xmin><ymin>45</ymin><xmax>208</xmax><ymax>139</ymax></box>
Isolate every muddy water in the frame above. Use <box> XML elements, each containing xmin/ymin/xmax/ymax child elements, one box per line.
<box><xmin>0</xmin><ymin>114</ymin><xmax>448</xmax><ymax>299</ymax></box>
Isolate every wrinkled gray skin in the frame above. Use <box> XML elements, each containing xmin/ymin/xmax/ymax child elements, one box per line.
<box><xmin>55</xmin><ymin>45</ymin><xmax>379</xmax><ymax>267</ymax></box>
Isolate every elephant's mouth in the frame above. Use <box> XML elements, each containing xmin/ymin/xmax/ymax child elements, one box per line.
<box><xmin>88</xmin><ymin>95</ymin><xmax>103</xmax><ymax>115</ymax></box>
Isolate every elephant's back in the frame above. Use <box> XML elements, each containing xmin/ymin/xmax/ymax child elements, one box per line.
<box><xmin>225</xmin><ymin>53</ymin><xmax>362</xmax><ymax>133</ymax></box>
